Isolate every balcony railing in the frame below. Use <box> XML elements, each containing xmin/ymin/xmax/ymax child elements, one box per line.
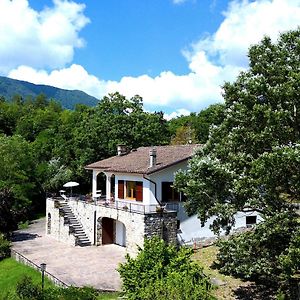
<box><xmin>49</xmin><ymin>194</ymin><xmax>178</xmax><ymax>215</ymax></box>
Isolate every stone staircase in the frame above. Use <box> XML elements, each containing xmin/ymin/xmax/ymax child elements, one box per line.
<box><xmin>59</xmin><ymin>201</ymin><xmax>91</xmax><ymax>247</ymax></box>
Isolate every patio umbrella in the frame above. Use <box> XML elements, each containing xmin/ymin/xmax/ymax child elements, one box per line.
<box><xmin>63</xmin><ymin>182</ymin><xmax>79</xmax><ymax>197</ymax></box>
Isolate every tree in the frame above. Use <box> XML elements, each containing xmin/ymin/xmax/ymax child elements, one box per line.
<box><xmin>0</xmin><ymin>135</ymin><xmax>39</xmax><ymax>230</ymax></box>
<box><xmin>167</xmin><ymin>104</ymin><xmax>225</xmax><ymax>145</ymax></box>
<box><xmin>170</xmin><ymin>125</ymin><xmax>197</xmax><ymax>145</ymax></box>
<box><xmin>118</xmin><ymin>237</ymin><xmax>214</xmax><ymax>300</ymax></box>
<box><xmin>0</xmin><ymin>188</ymin><xmax>24</xmax><ymax>234</ymax></box>
<box><xmin>175</xmin><ymin>29</ymin><xmax>300</xmax><ymax>289</ymax></box>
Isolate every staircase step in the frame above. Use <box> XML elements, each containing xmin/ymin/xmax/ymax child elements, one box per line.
<box><xmin>60</xmin><ymin>202</ymin><xmax>91</xmax><ymax>246</ymax></box>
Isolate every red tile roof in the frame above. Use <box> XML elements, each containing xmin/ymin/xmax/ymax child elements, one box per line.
<box><xmin>85</xmin><ymin>144</ymin><xmax>200</xmax><ymax>175</ymax></box>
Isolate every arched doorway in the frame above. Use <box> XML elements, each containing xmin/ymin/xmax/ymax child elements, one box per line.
<box><xmin>47</xmin><ymin>213</ymin><xmax>51</xmax><ymax>234</ymax></box>
<box><xmin>96</xmin><ymin>172</ymin><xmax>106</xmax><ymax>196</ymax></box>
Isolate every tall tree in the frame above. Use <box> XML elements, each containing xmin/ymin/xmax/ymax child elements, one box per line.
<box><xmin>175</xmin><ymin>29</ymin><xmax>300</xmax><ymax>289</ymax></box>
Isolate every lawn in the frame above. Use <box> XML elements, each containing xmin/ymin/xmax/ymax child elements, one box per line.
<box><xmin>0</xmin><ymin>258</ymin><xmax>53</xmax><ymax>298</ymax></box>
<box><xmin>193</xmin><ymin>245</ymin><xmax>251</xmax><ymax>300</ymax></box>
<box><xmin>0</xmin><ymin>258</ymin><xmax>120</xmax><ymax>299</ymax></box>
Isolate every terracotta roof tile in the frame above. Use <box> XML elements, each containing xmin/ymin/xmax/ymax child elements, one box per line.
<box><xmin>85</xmin><ymin>144</ymin><xmax>201</xmax><ymax>174</ymax></box>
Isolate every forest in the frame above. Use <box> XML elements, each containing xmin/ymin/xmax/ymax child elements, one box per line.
<box><xmin>1</xmin><ymin>28</ymin><xmax>300</xmax><ymax>299</ymax></box>
<box><xmin>0</xmin><ymin>91</ymin><xmax>224</xmax><ymax>234</ymax></box>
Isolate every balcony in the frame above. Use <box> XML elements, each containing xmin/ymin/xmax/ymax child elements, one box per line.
<box><xmin>51</xmin><ymin>194</ymin><xmax>178</xmax><ymax>215</ymax></box>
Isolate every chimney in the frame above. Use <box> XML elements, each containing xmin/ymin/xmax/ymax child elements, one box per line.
<box><xmin>149</xmin><ymin>148</ymin><xmax>157</xmax><ymax>167</ymax></box>
<box><xmin>117</xmin><ymin>145</ymin><xmax>128</xmax><ymax>156</ymax></box>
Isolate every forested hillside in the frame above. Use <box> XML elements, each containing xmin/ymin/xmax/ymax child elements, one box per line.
<box><xmin>0</xmin><ymin>91</ymin><xmax>223</xmax><ymax>235</ymax></box>
<box><xmin>0</xmin><ymin>76</ymin><xmax>98</xmax><ymax>109</ymax></box>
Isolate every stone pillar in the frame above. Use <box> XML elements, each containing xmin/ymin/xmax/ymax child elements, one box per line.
<box><xmin>96</xmin><ymin>217</ymin><xmax>102</xmax><ymax>246</ymax></box>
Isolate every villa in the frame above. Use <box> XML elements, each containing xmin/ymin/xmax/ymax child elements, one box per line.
<box><xmin>46</xmin><ymin>144</ymin><xmax>262</xmax><ymax>256</ymax></box>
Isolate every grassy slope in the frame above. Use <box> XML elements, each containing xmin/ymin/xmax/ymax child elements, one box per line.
<box><xmin>0</xmin><ymin>258</ymin><xmax>119</xmax><ymax>300</ymax></box>
<box><xmin>0</xmin><ymin>258</ymin><xmax>53</xmax><ymax>297</ymax></box>
<box><xmin>193</xmin><ymin>246</ymin><xmax>251</xmax><ymax>300</ymax></box>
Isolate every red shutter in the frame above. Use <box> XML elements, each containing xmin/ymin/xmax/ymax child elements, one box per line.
<box><xmin>118</xmin><ymin>180</ymin><xmax>124</xmax><ymax>199</ymax></box>
<box><xmin>136</xmin><ymin>181</ymin><xmax>143</xmax><ymax>201</ymax></box>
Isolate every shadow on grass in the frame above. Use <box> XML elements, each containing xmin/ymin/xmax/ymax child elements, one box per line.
<box><xmin>234</xmin><ymin>283</ymin><xmax>277</xmax><ymax>300</ymax></box>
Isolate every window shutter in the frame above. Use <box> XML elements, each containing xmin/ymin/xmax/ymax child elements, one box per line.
<box><xmin>136</xmin><ymin>181</ymin><xmax>143</xmax><ymax>201</ymax></box>
<box><xmin>118</xmin><ymin>180</ymin><xmax>124</xmax><ymax>199</ymax></box>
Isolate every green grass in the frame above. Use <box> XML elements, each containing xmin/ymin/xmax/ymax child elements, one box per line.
<box><xmin>17</xmin><ymin>220</ymin><xmax>30</xmax><ymax>230</ymax></box>
<box><xmin>193</xmin><ymin>246</ymin><xmax>251</xmax><ymax>300</ymax></box>
<box><xmin>0</xmin><ymin>258</ymin><xmax>120</xmax><ymax>299</ymax></box>
<box><xmin>96</xmin><ymin>292</ymin><xmax>121</xmax><ymax>299</ymax></box>
<box><xmin>0</xmin><ymin>258</ymin><xmax>53</xmax><ymax>298</ymax></box>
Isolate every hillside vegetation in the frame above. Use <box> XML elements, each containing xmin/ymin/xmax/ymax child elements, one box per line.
<box><xmin>0</xmin><ymin>76</ymin><xmax>98</xmax><ymax>109</ymax></box>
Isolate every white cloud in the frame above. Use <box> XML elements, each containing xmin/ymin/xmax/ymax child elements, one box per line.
<box><xmin>164</xmin><ymin>109</ymin><xmax>191</xmax><ymax>120</ymax></box>
<box><xmin>105</xmin><ymin>0</ymin><xmax>300</xmax><ymax>111</ymax></box>
<box><xmin>9</xmin><ymin>64</ymin><xmax>107</xmax><ymax>97</ymax></box>
<box><xmin>172</xmin><ymin>0</ymin><xmax>188</xmax><ymax>4</ymax></box>
<box><xmin>0</xmin><ymin>0</ymin><xmax>89</xmax><ymax>74</ymax></box>
<box><xmin>7</xmin><ymin>0</ymin><xmax>300</xmax><ymax>113</ymax></box>
<box><xmin>190</xmin><ymin>0</ymin><xmax>300</xmax><ymax>67</ymax></box>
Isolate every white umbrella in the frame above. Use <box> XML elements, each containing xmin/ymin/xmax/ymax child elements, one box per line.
<box><xmin>63</xmin><ymin>182</ymin><xmax>79</xmax><ymax>197</ymax></box>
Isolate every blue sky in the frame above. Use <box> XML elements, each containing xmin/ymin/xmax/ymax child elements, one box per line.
<box><xmin>29</xmin><ymin>0</ymin><xmax>228</xmax><ymax>81</ymax></box>
<box><xmin>1</xmin><ymin>0</ymin><xmax>300</xmax><ymax>118</ymax></box>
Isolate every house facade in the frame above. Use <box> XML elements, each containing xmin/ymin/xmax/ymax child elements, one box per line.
<box><xmin>46</xmin><ymin>144</ymin><xmax>262</xmax><ymax>255</ymax></box>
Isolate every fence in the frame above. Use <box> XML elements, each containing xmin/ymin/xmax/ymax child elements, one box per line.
<box><xmin>11</xmin><ymin>249</ymin><xmax>69</xmax><ymax>288</ymax></box>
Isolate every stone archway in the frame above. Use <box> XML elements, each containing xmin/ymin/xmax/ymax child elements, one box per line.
<box><xmin>47</xmin><ymin>213</ymin><xmax>51</xmax><ymax>234</ymax></box>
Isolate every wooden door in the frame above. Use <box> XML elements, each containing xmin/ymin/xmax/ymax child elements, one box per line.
<box><xmin>102</xmin><ymin>218</ymin><xmax>114</xmax><ymax>244</ymax></box>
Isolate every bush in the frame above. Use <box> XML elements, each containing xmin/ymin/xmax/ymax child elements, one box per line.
<box><xmin>216</xmin><ymin>212</ymin><xmax>299</xmax><ymax>283</ymax></box>
<box><xmin>0</xmin><ymin>233</ymin><xmax>11</xmax><ymax>260</ymax></box>
<box><xmin>15</xmin><ymin>276</ymin><xmax>98</xmax><ymax>300</ymax></box>
<box><xmin>118</xmin><ymin>237</ymin><xmax>214</xmax><ymax>300</ymax></box>
<box><xmin>44</xmin><ymin>286</ymin><xmax>98</xmax><ymax>300</ymax></box>
<box><xmin>16</xmin><ymin>276</ymin><xmax>43</xmax><ymax>300</ymax></box>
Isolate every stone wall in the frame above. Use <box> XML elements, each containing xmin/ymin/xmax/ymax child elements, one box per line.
<box><xmin>46</xmin><ymin>198</ymin><xmax>178</xmax><ymax>256</ymax></box>
<box><xmin>144</xmin><ymin>212</ymin><xmax>177</xmax><ymax>245</ymax></box>
<box><xmin>46</xmin><ymin>199</ymin><xmax>76</xmax><ymax>246</ymax></box>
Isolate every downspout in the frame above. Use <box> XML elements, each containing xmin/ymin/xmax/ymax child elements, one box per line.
<box><xmin>143</xmin><ymin>175</ymin><xmax>162</xmax><ymax>207</ymax></box>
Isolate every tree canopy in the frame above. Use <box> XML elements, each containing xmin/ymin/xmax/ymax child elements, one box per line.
<box><xmin>175</xmin><ymin>29</ymin><xmax>300</xmax><ymax>228</ymax></box>
<box><xmin>175</xmin><ymin>29</ymin><xmax>300</xmax><ymax>290</ymax></box>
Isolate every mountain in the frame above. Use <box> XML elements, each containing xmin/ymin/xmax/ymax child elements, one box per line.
<box><xmin>0</xmin><ymin>76</ymin><xmax>99</xmax><ymax>109</ymax></box>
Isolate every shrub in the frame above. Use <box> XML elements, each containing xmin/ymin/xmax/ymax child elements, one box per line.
<box><xmin>0</xmin><ymin>233</ymin><xmax>11</xmax><ymax>260</ymax></box>
<box><xmin>16</xmin><ymin>276</ymin><xmax>43</xmax><ymax>300</ymax></box>
<box><xmin>44</xmin><ymin>286</ymin><xmax>98</xmax><ymax>300</ymax></box>
<box><xmin>118</xmin><ymin>237</ymin><xmax>214</xmax><ymax>300</ymax></box>
<box><xmin>216</xmin><ymin>212</ymin><xmax>299</xmax><ymax>283</ymax></box>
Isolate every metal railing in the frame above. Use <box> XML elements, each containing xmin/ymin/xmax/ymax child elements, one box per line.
<box><xmin>49</xmin><ymin>195</ymin><xmax>179</xmax><ymax>214</ymax></box>
<box><xmin>11</xmin><ymin>249</ymin><xmax>69</xmax><ymax>288</ymax></box>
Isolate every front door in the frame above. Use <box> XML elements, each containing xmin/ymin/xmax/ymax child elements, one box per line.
<box><xmin>102</xmin><ymin>218</ymin><xmax>114</xmax><ymax>244</ymax></box>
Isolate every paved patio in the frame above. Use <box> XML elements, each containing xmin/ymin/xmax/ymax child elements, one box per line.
<box><xmin>12</xmin><ymin>218</ymin><xmax>126</xmax><ymax>291</ymax></box>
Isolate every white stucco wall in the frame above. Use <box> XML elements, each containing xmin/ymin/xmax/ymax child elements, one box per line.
<box><xmin>148</xmin><ymin>161</ymin><xmax>188</xmax><ymax>202</ymax></box>
<box><xmin>116</xmin><ymin>220</ymin><xmax>126</xmax><ymax>246</ymax></box>
<box><xmin>113</xmin><ymin>173</ymin><xmax>153</xmax><ymax>205</ymax></box>
<box><xmin>179</xmin><ymin>206</ymin><xmax>264</xmax><ymax>243</ymax></box>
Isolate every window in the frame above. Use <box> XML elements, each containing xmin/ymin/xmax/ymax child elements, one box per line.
<box><xmin>126</xmin><ymin>181</ymin><xmax>136</xmax><ymax>199</ymax></box>
<box><xmin>161</xmin><ymin>182</ymin><xmax>179</xmax><ymax>202</ymax></box>
<box><xmin>119</xmin><ymin>180</ymin><xmax>143</xmax><ymax>201</ymax></box>
<box><xmin>246</xmin><ymin>216</ymin><xmax>257</xmax><ymax>228</ymax></box>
